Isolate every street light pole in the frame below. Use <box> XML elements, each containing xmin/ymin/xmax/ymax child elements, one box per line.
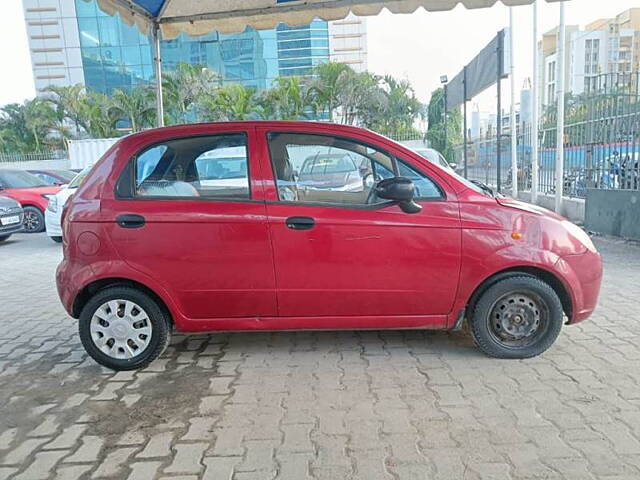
<box><xmin>531</xmin><ymin>0</ymin><xmax>539</xmax><ymax>203</ymax></box>
<box><xmin>440</xmin><ymin>75</ymin><xmax>449</xmax><ymax>162</ymax></box>
<box><xmin>509</xmin><ymin>8</ymin><xmax>518</xmax><ymax>198</ymax></box>
<box><xmin>555</xmin><ymin>2</ymin><xmax>566</xmax><ymax>213</ymax></box>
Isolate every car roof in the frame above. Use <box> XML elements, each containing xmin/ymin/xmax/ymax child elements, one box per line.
<box><xmin>122</xmin><ymin>121</ymin><xmax>375</xmax><ymax>143</ymax></box>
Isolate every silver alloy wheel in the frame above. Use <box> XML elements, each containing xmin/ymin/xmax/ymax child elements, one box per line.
<box><xmin>89</xmin><ymin>300</ymin><xmax>152</xmax><ymax>359</ymax></box>
<box><xmin>23</xmin><ymin>210</ymin><xmax>40</xmax><ymax>232</ymax></box>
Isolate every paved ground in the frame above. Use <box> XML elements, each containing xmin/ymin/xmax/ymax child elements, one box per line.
<box><xmin>1</xmin><ymin>233</ymin><xmax>640</xmax><ymax>480</ymax></box>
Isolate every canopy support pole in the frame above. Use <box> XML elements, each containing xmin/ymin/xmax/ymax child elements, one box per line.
<box><xmin>463</xmin><ymin>66</ymin><xmax>468</xmax><ymax>179</ymax></box>
<box><xmin>152</xmin><ymin>23</ymin><xmax>164</xmax><ymax>128</ymax></box>
<box><xmin>555</xmin><ymin>2</ymin><xmax>566</xmax><ymax>213</ymax></box>
<box><xmin>531</xmin><ymin>0</ymin><xmax>539</xmax><ymax>203</ymax></box>
<box><xmin>496</xmin><ymin>29</ymin><xmax>504</xmax><ymax>193</ymax></box>
<box><xmin>443</xmin><ymin>84</ymin><xmax>448</xmax><ymax>164</ymax></box>
<box><xmin>509</xmin><ymin>8</ymin><xmax>518</xmax><ymax>198</ymax></box>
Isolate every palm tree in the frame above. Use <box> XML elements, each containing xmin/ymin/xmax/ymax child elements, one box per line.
<box><xmin>260</xmin><ymin>76</ymin><xmax>316</xmax><ymax>120</ymax></box>
<box><xmin>200</xmin><ymin>84</ymin><xmax>259</xmax><ymax>121</ymax></box>
<box><xmin>109</xmin><ymin>87</ymin><xmax>156</xmax><ymax>133</ymax></box>
<box><xmin>85</xmin><ymin>91</ymin><xmax>119</xmax><ymax>138</ymax></box>
<box><xmin>0</xmin><ymin>99</ymin><xmax>62</xmax><ymax>152</ymax></box>
<box><xmin>43</xmin><ymin>84</ymin><xmax>87</xmax><ymax>137</ymax></box>
<box><xmin>310</xmin><ymin>62</ymin><xmax>352</xmax><ymax>121</ymax></box>
<box><xmin>163</xmin><ymin>63</ymin><xmax>221</xmax><ymax>124</ymax></box>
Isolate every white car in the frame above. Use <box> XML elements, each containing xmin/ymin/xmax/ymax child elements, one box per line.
<box><xmin>45</xmin><ymin>167</ymin><xmax>90</xmax><ymax>243</ymax></box>
<box><xmin>412</xmin><ymin>147</ymin><xmax>456</xmax><ymax>171</ymax></box>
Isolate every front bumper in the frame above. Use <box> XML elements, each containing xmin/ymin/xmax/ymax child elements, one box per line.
<box><xmin>0</xmin><ymin>211</ymin><xmax>24</xmax><ymax>236</ymax></box>
<box><xmin>557</xmin><ymin>249</ymin><xmax>603</xmax><ymax>324</ymax></box>
<box><xmin>45</xmin><ymin>209</ymin><xmax>62</xmax><ymax>237</ymax></box>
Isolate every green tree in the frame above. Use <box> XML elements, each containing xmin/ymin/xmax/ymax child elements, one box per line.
<box><xmin>84</xmin><ymin>91</ymin><xmax>119</xmax><ymax>138</ymax></box>
<box><xmin>162</xmin><ymin>63</ymin><xmax>221</xmax><ymax>124</ymax></box>
<box><xmin>259</xmin><ymin>77</ymin><xmax>316</xmax><ymax>120</ymax></box>
<box><xmin>43</xmin><ymin>84</ymin><xmax>87</xmax><ymax>137</ymax></box>
<box><xmin>0</xmin><ymin>98</ymin><xmax>64</xmax><ymax>153</ymax></box>
<box><xmin>426</xmin><ymin>87</ymin><xmax>461</xmax><ymax>162</ymax></box>
<box><xmin>200</xmin><ymin>84</ymin><xmax>259</xmax><ymax>121</ymax></box>
<box><xmin>367</xmin><ymin>76</ymin><xmax>423</xmax><ymax>137</ymax></box>
<box><xmin>109</xmin><ymin>87</ymin><xmax>156</xmax><ymax>133</ymax></box>
<box><xmin>310</xmin><ymin>62</ymin><xmax>352</xmax><ymax>121</ymax></box>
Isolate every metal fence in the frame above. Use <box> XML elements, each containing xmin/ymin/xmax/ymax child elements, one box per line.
<box><xmin>459</xmin><ymin>72</ymin><xmax>640</xmax><ymax>198</ymax></box>
<box><xmin>0</xmin><ymin>150</ymin><xmax>67</xmax><ymax>163</ymax></box>
<box><xmin>0</xmin><ymin>150</ymin><xmax>70</xmax><ymax>171</ymax></box>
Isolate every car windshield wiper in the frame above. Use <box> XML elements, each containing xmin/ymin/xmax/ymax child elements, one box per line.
<box><xmin>470</xmin><ymin>180</ymin><xmax>495</xmax><ymax>197</ymax></box>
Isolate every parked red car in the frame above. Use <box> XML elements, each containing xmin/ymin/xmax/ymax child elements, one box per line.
<box><xmin>0</xmin><ymin>169</ymin><xmax>60</xmax><ymax>233</ymax></box>
<box><xmin>56</xmin><ymin>122</ymin><xmax>602</xmax><ymax>370</ymax></box>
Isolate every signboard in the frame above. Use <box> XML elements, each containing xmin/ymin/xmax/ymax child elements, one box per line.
<box><xmin>446</xmin><ymin>28</ymin><xmax>510</xmax><ymax>110</ymax></box>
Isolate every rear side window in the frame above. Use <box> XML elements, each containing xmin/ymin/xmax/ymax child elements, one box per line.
<box><xmin>128</xmin><ymin>134</ymin><xmax>250</xmax><ymax>200</ymax></box>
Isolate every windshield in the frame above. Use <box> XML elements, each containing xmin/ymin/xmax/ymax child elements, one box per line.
<box><xmin>68</xmin><ymin>167</ymin><xmax>92</xmax><ymax>189</ymax></box>
<box><xmin>52</xmin><ymin>170</ymin><xmax>77</xmax><ymax>182</ymax></box>
<box><xmin>0</xmin><ymin>170</ymin><xmax>48</xmax><ymax>188</ymax></box>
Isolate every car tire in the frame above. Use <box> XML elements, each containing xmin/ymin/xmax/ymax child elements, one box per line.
<box><xmin>0</xmin><ymin>235</ymin><xmax>11</xmax><ymax>242</ymax></box>
<box><xmin>79</xmin><ymin>286</ymin><xmax>171</xmax><ymax>371</ymax></box>
<box><xmin>23</xmin><ymin>206</ymin><xmax>45</xmax><ymax>233</ymax></box>
<box><xmin>50</xmin><ymin>236</ymin><xmax>63</xmax><ymax>243</ymax></box>
<box><xmin>469</xmin><ymin>276</ymin><xmax>563</xmax><ymax>359</ymax></box>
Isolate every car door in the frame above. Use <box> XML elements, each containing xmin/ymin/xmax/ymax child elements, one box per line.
<box><xmin>257</xmin><ymin>126</ymin><xmax>461</xmax><ymax>322</ymax></box>
<box><xmin>103</xmin><ymin>127</ymin><xmax>277</xmax><ymax>321</ymax></box>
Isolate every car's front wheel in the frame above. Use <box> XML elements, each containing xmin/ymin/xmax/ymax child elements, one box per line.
<box><xmin>23</xmin><ymin>206</ymin><xmax>45</xmax><ymax>233</ymax></box>
<box><xmin>79</xmin><ymin>286</ymin><xmax>171</xmax><ymax>370</ymax></box>
<box><xmin>469</xmin><ymin>276</ymin><xmax>564</xmax><ymax>359</ymax></box>
<box><xmin>50</xmin><ymin>236</ymin><xmax>62</xmax><ymax>243</ymax></box>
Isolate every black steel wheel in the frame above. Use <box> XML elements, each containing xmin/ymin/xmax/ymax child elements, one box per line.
<box><xmin>23</xmin><ymin>206</ymin><xmax>45</xmax><ymax>233</ymax></box>
<box><xmin>470</xmin><ymin>276</ymin><xmax>563</xmax><ymax>359</ymax></box>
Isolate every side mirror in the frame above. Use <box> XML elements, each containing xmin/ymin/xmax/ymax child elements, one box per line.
<box><xmin>449</xmin><ymin>163</ymin><xmax>457</xmax><ymax>170</ymax></box>
<box><xmin>374</xmin><ymin>177</ymin><xmax>422</xmax><ymax>214</ymax></box>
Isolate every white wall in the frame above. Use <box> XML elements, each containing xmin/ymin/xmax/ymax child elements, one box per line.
<box><xmin>22</xmin><ymin>0</ymin><xmax>83</xmax><ymax>95</ymax></box>
<box><xmin>68</xmin><ymin>138</ymin><xmax>119</xmax><ymax>169</ymax></box>
<box><xmin>328</xmin><ymin>14</ymin><xmax>368</xmax><ymax>72</ymax></box>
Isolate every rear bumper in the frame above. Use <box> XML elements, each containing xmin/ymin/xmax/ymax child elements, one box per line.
<box><xmin>557</xmin><ymin>249</ymin><xmax>603</xmax><ymax>324</ymax></box>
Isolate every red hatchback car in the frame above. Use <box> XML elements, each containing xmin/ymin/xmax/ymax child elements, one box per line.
<box><xmin>0</xmin><ymin>169</ymin><xmax>60</xmax><ymax>233</ymax></box>
<box><xmin>56</xmin><ymin>122</ymin><xmax>602</xmax><ymax>370</ymax></box>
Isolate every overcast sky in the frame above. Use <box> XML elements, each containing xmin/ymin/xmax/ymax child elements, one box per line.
<box><xmin>1</xmin><ymin>0</ymin><xmax>639</xmax><ymax>109</ymax></box>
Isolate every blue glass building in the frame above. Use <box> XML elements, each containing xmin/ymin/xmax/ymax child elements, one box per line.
<box><xmin>73</xmin><ymin>0</ymin><xmax>329</xmax><ymax>93</ymax></box>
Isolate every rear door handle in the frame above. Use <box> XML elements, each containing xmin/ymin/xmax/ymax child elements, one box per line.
<box><xmin>117</xmin><ymin>214</ymin><xmax>145</xmax><ymax>228</ymax></box>
<box><xmin>285</xmin><ymin>216</ymin><xmax>315</xmax><ymax>230</ymax></box>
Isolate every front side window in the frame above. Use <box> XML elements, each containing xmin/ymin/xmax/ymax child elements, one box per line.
<box><xmin>267</xmin><ymin>132</ymin><xmax>441</xmax><ymax>206</ymax></box>
<box><xmin>133</xmin><ymin>134</ymin><xmax>249</xmax><ymax>199</ymax></box>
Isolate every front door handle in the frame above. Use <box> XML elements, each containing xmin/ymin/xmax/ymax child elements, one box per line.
<box><xmin>117</xmin><ymin>214</ymin><xmax>145</xmax><ymax>228</ymax></box>
<box><xmin>285</xmin><ymin>216</ymin><xmax>315</xmax><ymax>230</ymax></box>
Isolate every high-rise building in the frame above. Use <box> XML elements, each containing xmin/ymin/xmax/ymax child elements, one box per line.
<box><xmin>22</xmin><ymin>0</ymin><xmax>367</xmax><ymax>95</ymax></box>
<box><xmin>538</xmin><ymin>8</ymin><xmax>640</xmax><ymax>106</ymax></box>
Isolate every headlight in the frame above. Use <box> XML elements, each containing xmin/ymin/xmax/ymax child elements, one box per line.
<box><xmin>563</xmin><ymin>221</ymin><xmax>597</xmax><ymax>253</ymax></box>
<box><xmin>47</xmin><ymin>196</ymin><xmax>58</xmax><ymax>213</ymax></box>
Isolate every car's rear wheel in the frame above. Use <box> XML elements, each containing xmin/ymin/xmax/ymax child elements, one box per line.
<box><xmin>79</xmin><ymin>286</ymin><xmax>171</xmax><ymax>370</ymax></box>
<box><xmin>469</xmin><ymin>276</ymin><xmax>563</xmax><ymax>359</ymax></box>
<box><xmin>23</xmin><ymin>206</ymin><xmax>45</xmax><ymax>233</ymax></box>
<box><xmin>50</xmin><ymin>236</ymin><xmax>62</xmax><ymax>243</ymax></box>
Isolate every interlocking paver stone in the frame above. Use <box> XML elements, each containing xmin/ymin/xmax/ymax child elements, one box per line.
<box><xmin>1</xmin><ymin>233</ymin><xmax>640</xmax><ymax>479</ymax></box>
